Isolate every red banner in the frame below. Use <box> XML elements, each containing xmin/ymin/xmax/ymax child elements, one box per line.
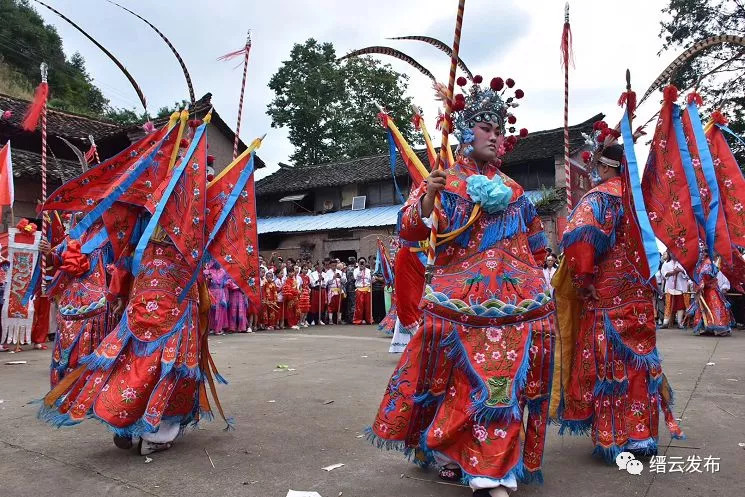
<box><xmin>205</xmin><ymin>151</ymin><xmax>260</xmax><ymax>310</ymax></box>
<box><xmin>43</xmin><ymin>124</ymin><xmax>172</xmax><ymax>212</ymax></box>
<box><xmin>641</xmin><ymin>88</ymin><xmax>700</xmax><ymax>277</ymax></box>
<box><xmin>156</xmin><ymin>127</ymin><xmax>207</xmax><ymax>271</ymax></box>
<box><xmin>681</xmin><ymin>108</ymin><xmax>732</xmax><ymax>262</ymax></box>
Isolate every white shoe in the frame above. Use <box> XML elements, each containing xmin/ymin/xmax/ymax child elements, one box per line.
<box><xmin>139</xmin><ymin>439</ymin><xmax>173</xmax><ymax>456</ymax></box>
<box><xmin>291</xmin><ymin>325</ymin><xmax>300</xmax><ymax>330</ymax></box>
<box><xmin>247</xmin><ymin>327</ymin><xmax>253</xmax><ymax>333</ymax></box>
<box><xmin>319</xmin><ymin>321</ymin><xmax>326</xmax><ymax>326</ymax></box>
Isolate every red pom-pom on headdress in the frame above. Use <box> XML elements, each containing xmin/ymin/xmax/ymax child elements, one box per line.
<box><xmin>506</xmin><ymin>78</ymin><xmax>515</xmax><ymax>88</ymax></box>
<box><xmin>515</xmin><ymin>89</ymin><xmax>524</xmax><ymax>99</ymax></box>
<box><xmin>581</xmin><ymin>151</ymin><xmax>592</xmax><ymax>164</ymax></box>
<box><xmin>207</xmin><ymin>154</ymin><xmax>215</xmax><ymax>165</ymax></box>
<box><xmin>519</xmin><ymin>128</ymin><xmax>529</xmax><ymax>138</ymax></box>
<box><xmin>490</xmin><ymin>77</ymin><xmax>504</xmax><ymax>91</ymax></box>
<box><xmin>507</xmin><ymin>115</ymin><xmax>517</xmax><ymax>124</ymax></box>
<box><xmin>180</xmin><ymin>138</ymin><xmax>189</xmax><ymax>148</ymax></box>
<box><xmin>473</xmin><ymin>75</ymin><xmax>483</xmax><ymax>84</ymax></box>
<box><xmin>457</xmin><ymin>76</ymin><xmax>467</xmax><ymax>86</ymax></box>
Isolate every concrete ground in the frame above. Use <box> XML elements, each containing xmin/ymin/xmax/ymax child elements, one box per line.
<box><xmin>0</xmin><ymin>325</ymin><xmax>743</xmax><ymax>497</ymax></box>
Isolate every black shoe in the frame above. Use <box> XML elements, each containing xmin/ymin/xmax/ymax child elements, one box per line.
<box><xmin>113</xmin><ymin>434</ymin><xmax>133</xmax><ymax>450</ymax></box>
<box><xmin>438</xmin><ymin>465</ymin><xmax>462</xmax><ymax>482</ymax></box>
<box><xmin>473</xmin><ymin>490</ymin><xmax>492</xmax><ymax>497</ymax></box>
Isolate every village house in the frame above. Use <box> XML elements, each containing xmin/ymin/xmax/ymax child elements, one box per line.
<box><xmin>256</xmin><ymin>114</ymin><xmax>602</xmax><ymax>262</ymax></box>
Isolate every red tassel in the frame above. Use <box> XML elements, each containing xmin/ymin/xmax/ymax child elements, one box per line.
<box><xmin>687</xmin><ymin>92</ymin><xmax>703</xmax><ymax>106</ymax></box>
<box><xmin>217</xmin><ymin>45</ymin><xmax>250</xmax><ymax>62</ymax></box>
<box><xmin>412</xmin><ymin>113</ymin><xmax>422</xmax><ymax>130</ymax></box>
<box><xmin>560</xmin><ymin>23</ymin><xmax>574</xmax><ymax>70</ymax></box>
<box><xmin>711</xmin><ymin>110</ymin><xmax>728</xmax><ymax>126</ymax></box>
<box><xmin>618</xmin><ymin>90</ymin><xmax>637</xmax><ymax>116</ymax></box>
<box><xmin>22</xmin><ymin>82</ymin><xmax>48</xmax><ymax>131</ymax></box>
<box><xmin>663</xmin><ymin>85</ymin><xmax>678</xmax><ymax>103</ymax></box>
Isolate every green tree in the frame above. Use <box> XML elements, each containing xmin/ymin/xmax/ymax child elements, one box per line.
<box><xmin>659</xmin><ymin>0</ymin><xmax>745</xmax><ymax>165</ymax></box>
<box><xmin>267</xmin><ymin>38</ymin><xmax>417</xmax><ymax>166</ymax></box>
<box><xmin>0</xmin><ymin>0</ymin><xmax>108</xmax><ymax>115</ymax></box>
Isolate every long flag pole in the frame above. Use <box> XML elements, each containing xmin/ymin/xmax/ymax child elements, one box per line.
<box><xmin>561</xmin><ymin>3</ymin><xmax>573</xmax><ymax>211</ymax></box>
<box><xmin>425</xmin><ymin>0</ymin><xmax>465</xmax><ymax>283</ymax></box>
<box><xmin>219</xmin><ymin>30</ymin><xmax>253</xmax><ymax>161</ymax></box>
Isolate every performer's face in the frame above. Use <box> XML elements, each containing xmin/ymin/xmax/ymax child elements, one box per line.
<box><xmin>470</xmin><ymin>122</ymin><xmax>503</xmax><ymax>165</ymax></box>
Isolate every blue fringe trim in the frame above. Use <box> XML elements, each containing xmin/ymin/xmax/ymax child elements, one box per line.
<box><xmin>626</xmin><ymin>437</ymin><xmax>658</xmax><ymax>456</ymax></box>
<box><xmin>559</xmin><ymin>417</ymin><xmax>593</xmax><ymax>436</ymax></box>
<box><xmin>560</xmin><ymin>225</ymin><xmax>614</xmax><ymax>260</ymax></box>
<box><xmin>214</xmin><ymin>371</ymin><xmax>228</xmax><ymax>385</ymax></box>
<box><xmin>363</xmin><ymin>425</ymin><xmax>411</xmax><ymax>455</ymax></box>
<box><xmin>604</xmin><ymin>314</ymin><xmax>660</xmax><ymax>370</ymax></box>
<box><xmin>592</xmin><ymin>444</ymin><xmax>624</xmax><ymax>464</ymax></box>
<box><xmin>442</xmin><ymin>324</ymin><xmax>532</xmax><ymax>424</ymax></box>
<box><xmin>594</xmin><ymin>378</ymin><xmax>629</xmax><ymax>397</ymax></box>
<box><xmin>528</xmin><ymin>231</ymin><xmax>548</xmax><ymax>253</ymax></box>
<box><xmin>478</xmin><ymin>197</ymin><xmax>534</xmax><ymax>252</ymax></box>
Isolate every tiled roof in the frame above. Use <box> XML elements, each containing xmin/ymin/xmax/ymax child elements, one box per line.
<box><xmin>502</xmin><ymin>113</ymin><xmax>603</xmax><ymax>164</ymax></box>
<box><xmin>258</xmin><ymin>204</ymin><xmax>402</xmax><ymax>234</ymax></box>
<box><xmin>256</xmin><ymin>114</ymin><xmax>603</xmax><ymax>196</ymax></box>
<box><xmin>10</xmin><ymin>147</ymin><xmax>82</xmax><ymax>183</ymax></box>
<box><xmin>0</xmin><ymin>93</ymin><xmax>124</xmax><ymax>141</ymax></box>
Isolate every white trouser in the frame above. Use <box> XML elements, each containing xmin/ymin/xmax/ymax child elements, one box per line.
<box><xmin>142</xmin><ymin>420</ymin><xmax>180</xmax><ymax>443</ymax></box>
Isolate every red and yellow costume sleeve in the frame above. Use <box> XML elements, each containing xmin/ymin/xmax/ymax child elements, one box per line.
<box><xmin>561</xmin><ymin>190</ymin><xmax>622</xmax><ymax>289</ymax></box>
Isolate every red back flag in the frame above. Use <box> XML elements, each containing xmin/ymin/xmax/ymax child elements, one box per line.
<box><xmin>641</xmin><ymin>86</ymin><xmax>700</xmax><ymax>277</ymax></box>
<box><xmin>205</xmin><ymin>139</ymin><xmax>262</xmax><ymax>309</ymax></box>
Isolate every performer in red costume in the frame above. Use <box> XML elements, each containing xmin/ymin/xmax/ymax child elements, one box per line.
<box><xmin>367</xmin><ymin>75</ymin><xmax>552</xmax><ymax>496</ymax></box>
<box><xmin>41</xmin><ymin>219</ymin><xmax>114</xmax><ymax>387</ymax></box>
<box><xmin>556</xmin><ymin>122</ymin><xmax>684</xmax><ymax>461</ymax></box>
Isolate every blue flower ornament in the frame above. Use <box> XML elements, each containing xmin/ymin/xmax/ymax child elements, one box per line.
<box><xmin>466</xmin><ymin>174</ymin><xmax>513</xmax><ymax>213</ymax></box>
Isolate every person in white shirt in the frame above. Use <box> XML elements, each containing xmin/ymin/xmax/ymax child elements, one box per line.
<box><xmin>352</xmin><ymin>257</ymin><xmax>373</xmax><ymax>324</ymax></box>
<box><xmin>661</xmin><ymin>253</ymin><xmax>690</xmax><ymax>328</ymax></box>
<box><xmin>308</xmin><ymin>262</ymin><xmax>326</xmax><ymax>325</ymax></box>
<box><xmin>542</xmin><ymin>254</ymin><xmax>557</xmax><ymax>290</ymax></box>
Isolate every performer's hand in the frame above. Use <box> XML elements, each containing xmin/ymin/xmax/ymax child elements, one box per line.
<box><xmin>578</xmin><ymin>285</ymin><xmax>600</xmax><ymax>301</ymax></box>
<box><xmin>422</xmin><ymin>169</ymin><xmax>447</xmax><ymax>217</ymax></box>
<box><xmin>39</xmin><ymin>238</ymin><xmax>52</xmax><ymax>255</ymax></box>
<box><xmin>113</xmin><ymin>297</ymin><xmax>125</xmax><ymax>316</ymax></box>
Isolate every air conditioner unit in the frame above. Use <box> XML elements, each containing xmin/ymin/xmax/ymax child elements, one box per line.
<box><xmin>351</xmin><ymin>195</ymin><xmax>366</xmax><ymax>211</ymax></box>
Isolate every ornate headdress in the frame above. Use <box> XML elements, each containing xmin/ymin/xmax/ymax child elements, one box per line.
<box><xmin>438</xmin><ymin>75</ymin><xmax>528</xmax><ymax>159</ymax></box>
<box><xmin>580</xmin><ymin>120</ymin><xmax>622</xmax><ymax>169</ymax></box>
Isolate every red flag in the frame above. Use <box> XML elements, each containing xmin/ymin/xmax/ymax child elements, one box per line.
<box><xmin>706</xmin><ymin>124</ymin><xmax>745</xmax><ymax>247</ymax></box>
<box><xmin>0</xmin><ymin>141</ymin><xmax>13</xmax><ymax>207</ymax></box>
<box><xmin>205</xmin><ymin>148</ymin><xmax>260</xmax><ymax>310</ymax></box>
<box><xmin>43</xmin><ymin>123</ymin><xmax>172</xmax><ymax>213</ymax></box>
<box><xmin>156</xmin><ymin>126</ymin><xmax>208</xmax><ymax>271</ymax></box>
<box><xmin>641</xmin><ymin>86</ymin><xmax>699</xmax><ymax>276</ymax></box>
<box><xmin>101</xmin><ymin>202</ymin><xmax>142</xmax><ymax>260</ymax></box>
<box><xmin>681</xmin><ymin>108</ymin><xmax>732</xmax><ymax>262</ymax></box>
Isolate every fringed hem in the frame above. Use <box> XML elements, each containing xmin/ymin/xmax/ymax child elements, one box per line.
<box><xmin>442</xmin><ymin>327</ymin><xmax>533</xmax><ymax>424</ymax></box>
<box><xmin>604</xmin><ymin>314</ymin><xmax>661</xmax><ymax>370</ymax></box>
<box><xmin>593</xmin><ymin>437</ymin><xmax>658</xmax><ymax>464</ymax></box>
<box><xmin>528</xmin><ymin>231</ymin><xmax>548</xmax><ymax>254</ymax></box>
<box><xmin>363</xmin><ymin>426</ymin><xmax>412</xmax><ymax>455</ymax></box>
<box><xmin>558</xmin><ymin>417</ymin><xmax>593</xmax><ymax>436</ymax></box>
<box><xmin>459</xmin><ymin>454</ymin><xmax>544</xmax><ymax>486</ymax></box>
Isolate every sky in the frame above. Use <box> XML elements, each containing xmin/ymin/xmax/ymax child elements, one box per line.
<box><xmin>33</xmin><ymin>0</ymin><xmax>673</xmax><ymax>180</ymax></box>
